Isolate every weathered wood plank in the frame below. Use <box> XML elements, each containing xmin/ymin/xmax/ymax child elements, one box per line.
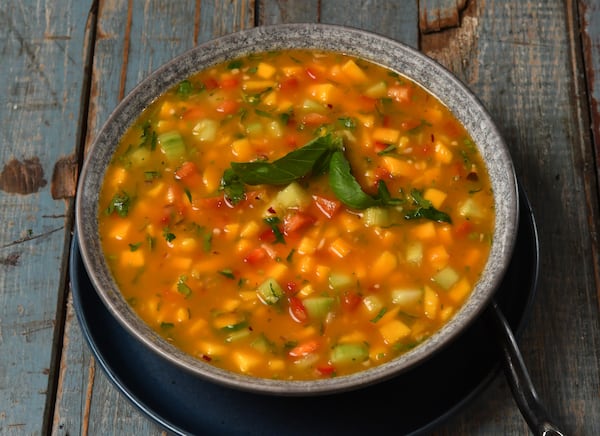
<box><xmin>0</xmin><ymin>0</ymin><xmax>90</xmax><ymax>434</ymax></box>
<box><xmin>419</xmin><ymin>0</ymin><xmax>468</xmax><ymax>33</ymax></box>
<box><xmin>54</xmin><ymin>1</ymin><xmax>256</xmax><ymax>435</ymax></box>
<box><xmin>422</xmin><ymin>1</ymin><xmax>600</xmax><ymax>434</ymax></box>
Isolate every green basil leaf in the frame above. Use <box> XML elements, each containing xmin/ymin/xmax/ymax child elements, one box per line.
<box><xmin>328</xmin><ymin>151</ymin><xmax>380</xmax><ymax>209</ymax></box>
<box><xmin>228</xmin><ymin>133</ymin><xmax>342</xmax><ymax>185</ymax></box>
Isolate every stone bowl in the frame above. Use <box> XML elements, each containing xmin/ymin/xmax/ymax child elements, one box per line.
<box><xmin>76</xmin><ymin>23</ymin><xmax>519</xmax><ymax>396</ymax></box>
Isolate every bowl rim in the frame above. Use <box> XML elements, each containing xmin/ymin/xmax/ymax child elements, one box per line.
<box><xmin>76</xmin><ymin>22</ymin><xmax>519</xmax><ymax>395</ymax></box>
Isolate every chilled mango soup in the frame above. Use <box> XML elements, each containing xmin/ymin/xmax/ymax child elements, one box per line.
<box><xmin>98</xmin><ymin>50</ymin><xmax>494</xmax><ymax>380</ymax></box>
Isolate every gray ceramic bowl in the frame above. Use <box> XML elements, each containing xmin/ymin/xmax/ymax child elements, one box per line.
<box><xmin>76</xmin><ymin>23</ymin><xmax>519</xmax><ymax>396</ymax></box>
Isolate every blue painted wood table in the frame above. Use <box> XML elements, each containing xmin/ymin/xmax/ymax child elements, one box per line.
<box><xmin>1</xmin><ymin>1</ymin><xmax>599</xmax><ymax>434</ymax></box>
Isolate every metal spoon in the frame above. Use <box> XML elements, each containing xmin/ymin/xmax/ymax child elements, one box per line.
<box><xmin>486</xmin><ymin>301</ymin><xmax>567</xmax><ymax>436</ymax></box>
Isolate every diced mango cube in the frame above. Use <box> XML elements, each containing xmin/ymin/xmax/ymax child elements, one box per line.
<box><xmin>202</xmin><ymin>165</ymin><xmax>221</xmax><ymax>192</ymax></box>
<box><xmin>297</xmin><ymin>236</ymin><xmax>318</xmax><ymax>255</ymax></box>
<box><xmin>434</xmin><ymin>141</ymin><xmax>453</xmax><ymax>164</ymax></box>
<box><xmin>381</xmin><ymin>156</ymin><xmax>417</xmax><ymax>178</ymax></box>
<box><xmin>233</xmin><ymin>352</ymin><xmax>260</xmax><ymax>373</ymax></box>
<box><xmin>371</xmin><ymin>251</ymin><xmax>398</xmax><ymax>280</ymax></box>
<box><xmin>231</xmin><ymin>138</ymin><xmax>253</xmax><ymax>161</ymax></box>
<box><xmin>120</xmin><ymin>249</ymin><xmax>144</xmax><ymax>268</ymax></box>
<box><xmin>373</xmin><ymin>127</ymin><xmax>400</xmax><ymax>144</ymax></box>
<box><xmin>268</xmin><ymin>263</ymin><xmax>288</xmax><ymax>281</ymax></box>
<box><xmin>448</xmin><ymin>277</ymin><xmax>472</xmax><ymax>304</ymax></box>
<box><xmin>309</xmin><ymin>83</ymin><xmax>338</xmax><ymax>104</ymax></box>
<box><xmin>426</xmin><ymin>244</ymin><xmax>450</xmax><ymax>270</ymax></box>
<box><xmin>109</xmin><ymin>221</ymin><xmax>131</xmax><ymax>241</ymax></box>
<box><xmin>329</xmin><ymin>237</ymin><xmax>352</xmax><ymax>258</ymax></box>
<box><xmin>424</xmin><ymin>188</ymin><xmax>447</xmax><ymax>209</ymax></box>
<box><xmin>242</xmin><ymin>80</ymin><xmax>276</xmax><ymax>91</ymax></box>
<box><xmin>411</xmin><ymin>222</ymin><xmax>436</xmax><ymax>240</ymax></box>
<box><xmin>423</xmin><ymin>286</ymin><xmax>439</xmax><ymax>320</ymax></box>
<box><xmin>341</xmin><ymin>59</ymin><xmax>368</xmax><ymax>83</ymax></box>
<box><xmin>268</xmin><ymin>359</ymin><xmax>286</xmax><ymax>372</ymax></box>
<box><xmin>379</xmin><ymin>319</ymin><xmax>411</xmax><ymax>344</ymax></box>
<box><xmin>256</xmin><ymin>62</ymin><xmax>276</xmax><ymax>79</ymax></box>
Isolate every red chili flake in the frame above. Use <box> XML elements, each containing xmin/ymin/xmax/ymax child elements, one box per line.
<box><xmin>268</xmin><ymin>206</ymin><xmax>277</xmax><ymax>214</ymax></box>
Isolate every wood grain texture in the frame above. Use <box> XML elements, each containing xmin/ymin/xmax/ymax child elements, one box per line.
<box><xmin>0</xmin><ymin>1</ymin><xmax>89</xmax><ymax>434</ymax></box>
<box><xmin>422</xmin><ymin>1</ymin><xmax>600</xmax><ymax>434</ymax></box>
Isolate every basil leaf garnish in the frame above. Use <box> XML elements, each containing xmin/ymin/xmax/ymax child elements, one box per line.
<box><xmin>229</xmin><ymin>134</ymin><xmax>342</xmax><ymax>185</ymax></box>
<box><xmin>328</xmin><ymin>151</ymin><xmax>380</xmax><ymax>209</ymax></box>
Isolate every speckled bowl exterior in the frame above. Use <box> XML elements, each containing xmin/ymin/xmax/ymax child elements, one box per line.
<box><xmin>76</xmin><ymin>23</ymin><xmax>519</xmax><ymax>396</ymax></box>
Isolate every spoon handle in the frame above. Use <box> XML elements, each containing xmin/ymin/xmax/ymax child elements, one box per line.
<box><xmin>486</xmin><ymin>300</ymin><xmax>567</xmax><ymax>436</ymax></box>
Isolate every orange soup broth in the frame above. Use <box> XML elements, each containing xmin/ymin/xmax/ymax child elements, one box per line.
<box><xmin>98</xmin><ymin>50</ymin><xmax>494</xmax><ymax>380</ymax></box>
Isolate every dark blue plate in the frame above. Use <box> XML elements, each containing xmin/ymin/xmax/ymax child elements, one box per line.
<box><xmin>70</xmin><ymin>188</ymin><xmax>538</xmax><ymax>435</ymax></box>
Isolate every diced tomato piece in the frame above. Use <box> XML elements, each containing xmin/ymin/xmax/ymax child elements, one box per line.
<box><xmin>204</xmin><ymin>77</ymin><xmax>219</xmax><ymax>90</ymax></box>
<box><xmin>283</xmin><ymin>212</ymin><xmax>316</xmax><ymax>235</ymax></box>
<box><xmin>342</xmin><ymin>291</ymin><xmax>362</xmax><ymax>312</ymax></box>
<box><xmin>414</xmin><ymin>143</ymin><xmax>433</xmax><ymax>157</ymax></box>
<box><xmin>288</xmin><ymin>296</ymin><xmax>308</xmax><ymax>323</ymax></box>
<box><xmin>244</xmin><ymin>247</ymin><xmax>267</xmax><ymax>264</ymax></box>
<box><xmin>388</xmin><ymin>84</ymin><xmax>413</xmax><ymax>103</ymax></box>
<box><xmin>181</xmin><ymin>107</ymin><xmax>206</xmax><ymax>121</ymax></box>
<box><xmin>316</xmin><ymin>364</ymin><xmax>336</xmax><ymax>377</ymax></box>
<box><xmin>285</xmin><ymin>281</ymin><xmax>298</xmax><ymax>295</ymax></box>
<box><xmin>259</xmin><ymin>227</ymin><xmax>279</xmax><ymax>243</ymax></box>
<box><xmin>174</xmin><ymin>161</ymin><xmax>198</xmax><ymax>180</ymax></box>
<box><xmin>358</xmin><ymin>95</ymin><xmax>377</xmax><ymax>111</ymax></box>
<box><xmin>216</xmin><ymin>100</ymin><xmax>239</xmax><ymax>115</ymax></box>
<box><xmin>175</xmin><ymin>161</ymin><xmax>203</xmax><ymax>189</ymax></box>
<box><xmin>312</xmin><ymin>195</ymin><xmax>341</xmax><ymax>219</ymax></box>
<box><xmin>288</xmin><ymin>339</ymin><xmax>319</xmax><ymax>358</ymax></box>
<box><xmin>301</xmin><ymin>112</ymin><xmax>330</xmax><ymax>126</ymax></box>
<box><xmin>219</xmin><ymin>77</ymin><xmax>239</xmax><ymax>90</ymax></box>
<box><xmin>280</xmin><ymin>77</ymin><xmax>299</xmax><ymax>91</ymax></box>
<box><xmin>454</xmin><ymin>220</ymin><xmax>473</xmax><ymax>238</ymax></box>
<box><xmin>382</xmin><ymin>115</ymin><xmax>392</xmax><ymax>127</ymax></box>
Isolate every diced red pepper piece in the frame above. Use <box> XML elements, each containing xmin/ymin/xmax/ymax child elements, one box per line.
<box><xmin>341</xmin><ymin>291</ymin><xmax>362</xmax><ymax>312</ymax></box>
<box><xmin>288</xmin><ymin>339</ymin><xmax>319</xmax><ymax>358</ymax></box>
<box><xmin>283</xmin><ymin>212</ymin><xmax>316</xmax><ymax>235</ymax></box>
<box><xmin>244</xmin><ymin>247</ymin><xmax>267</xmax><ymax>264</ymax></box>
<box><xmin>312</xmin><ymin>195</ymin><xmax>341</xmax><ymax>219</ymax></box>
<box><xmin>316</xmin><ymin>364</ymin><xmax>336</xmax><ymax>377</ymax></box>
<box><xmin>288</xmin><ymin>296</ymin><xmax>308</xmax><ymax>323</ymax></box>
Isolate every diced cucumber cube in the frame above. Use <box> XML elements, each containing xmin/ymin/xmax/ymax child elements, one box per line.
<box><xmin>405</xmin><ymin>241</ymin><xmax>423</xmax><ymax>264</ymax></box>
<box><xmin>192</xmin><ymin>119</ymin><xmax>218</xmax><ymax>142</ymax></box>
<box><xmin>257</xmin><ymin>278</ymin><xmax>284</xmax><ymax>305</ymax></box>
<box><xmin>303</xmin><ymin>296</ymin><xmax>335</xmax><ymax>319</ymax></box>
<box><xmin>275</xmin><ymin>182</ymin><xmax>311</xmax><ymax>210</ymax></box>
<box><xmin>328</xmin><ymin>273</ymin><xmax>354</xmax><ymax>290</ymax></box>
<box><xmin>391</xmin><ymin>288</ymin><xmax>423</xmax><ymax>307</ymax></box>
<box><xmin>330</xmin><ymin>343</ymin><xmax>369</xmax><ymax>365</ymax></box>
<box><xmin>362</xmin><ymin>207</ymin><xmax>391</xmax><ymax>227</ymax></box>
<box><xmin>362</xmin><ymin>295</ymin><xmax>383</xmax><ymax>314</ymax></box>
<box><xmin>158</xmin><ymin>131</ymin><xmax>186</xmax><ymax>161</ymax></box>
<box><xmin>458</xmin><ymin>198</ymin><xmax>484</xmax><ymax>220</ymax></box>
<box><xmin>433</xmin><ymin>267</ymin><xmax>460</xmax><ymax>290</ymax></box>
<box><xmin>364</xmin><ymin>81</ymin><xmax>388</xmax><ymax>98</ymax></box>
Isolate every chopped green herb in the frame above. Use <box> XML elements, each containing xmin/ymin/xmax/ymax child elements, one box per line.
<box><xmin>377</xmin><ymin>144</ymin><xmax>397</xmax><ymax>156</ymax></box>
<box><xmin>146</xmin><ymin>234</ymin><xmax>156</xmax><ymax>250</ymax></box>
<box><xmin>264</xmin><ymin>216</ymin><xmax>285</xmax><ymax>244</ymax></box>
<box><xmin>219</xmin><ymin>269</ymin><xmax>236</xmax><ymax>280</ymax></box>
<box><xmin>177</xmin><ymin>276</ymin><xmax>192</xmax><ymax>298</ymax></box>
<box><xmin>184</xmin><ymin>187</ymin><xmax>192</xmax><ymax>203</ymax></box>
<box><xmin>163</xmin><ymin>228</ymin><xmax>176</xmax><ymax>243</ymax></box>
<box><xmin>227</xmin><ymin>59</ymin><xmax>243</xmax><ymax>70</ymax></box>
<box><xmin>106</xmin><ymin>192</ymin><xmax>131</xmax><ymax>217</ymax></box>
<box><xmin>128</xmin><ymin>242</ymin><xmax>142</xmax><ymax>252</ymax></box>
<box><xmin>176</xmin><ymin>80</ymin><xmax>194</xmax><ymax>98</ymax></box>
<box><xmin>404</xmin><ymin>189</ymin><xmax>452</xmax><ymax>223</ymax></box>
<box><xmin>370</xmin><ymin>307</ymin><xmax>388</xmax><ymax>323</ymax></box>
<box><xmin>286</xmin><ymin>248</ymin><xmax>296</xmax><ymax>263</ymax></box>
<box><xmin>338</xmin><ymin>116</ymin><xmax>356</xmax><ymax>129</ymax></box>
<box><xmin>161</xmin><ymin>322</ymin><xmax>175</xmax><ymax>330</ymax></box>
